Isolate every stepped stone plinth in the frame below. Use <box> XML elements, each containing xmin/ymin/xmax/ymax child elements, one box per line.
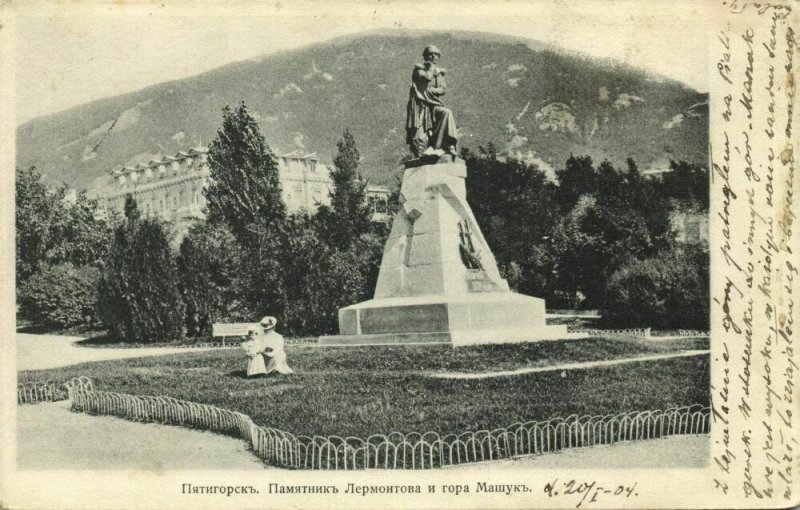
<box><xmin>319</xmin><ymin>159</ymin><xmax>586</xmax><ymax>347</ymax></box>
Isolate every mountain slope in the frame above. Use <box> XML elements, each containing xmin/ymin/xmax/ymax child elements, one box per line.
<box><xmin>16</xmin><ymin>31</ymin><xmax>708</xmax><ymax>192</ymax></box>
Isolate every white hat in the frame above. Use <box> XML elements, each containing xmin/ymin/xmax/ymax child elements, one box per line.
<box><xmin>260</xmin><ymin>316</ymin><xmax>277</xmax><ymax>330</ymax></box>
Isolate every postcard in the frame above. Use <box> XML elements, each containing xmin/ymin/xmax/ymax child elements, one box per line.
<box><xmin>1</xmin><ymin>1</ymin><xmax>797</xmax><ymax>509</ymax></box>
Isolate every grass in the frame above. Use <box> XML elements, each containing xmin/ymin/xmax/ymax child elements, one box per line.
<box><xmin>19</xmin><ymin>338</ymin><xmax>709</xmax><ymax>438</ymax></box>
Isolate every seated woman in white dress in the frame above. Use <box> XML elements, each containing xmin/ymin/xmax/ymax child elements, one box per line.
<box><xmin>258</xmin><ymin>316</ymin><xmax>294</xmax><ymax>375</ymax></box>
<box><xmin>241</xmin><ymin>327</ymin><xmax>268</xmax><ymax>377</ymax></box>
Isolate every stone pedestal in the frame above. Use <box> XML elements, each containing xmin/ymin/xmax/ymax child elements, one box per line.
<box><xmin>319</xmin><ymin>160</ymin><xmax>585</xmax><ymax>347</ymax></box>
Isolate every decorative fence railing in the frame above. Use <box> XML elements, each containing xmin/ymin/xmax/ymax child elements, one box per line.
<box><xmin>18</xmin><ymin>376</ymin><xmax>93</xmax><ymax>404</ymax></box>
<box><xmin>78</xmin><ymin>338</ymin><xmax>318</xmax><ymax>350</ymax></box>
<box><xmin>64</xmin><ymin>377</ymin><xmax>709</xmax><ymax>470</ymax></box>
<box><xmin>567</xmin><ymin>327</ymin><xmax>652</xmax><ymax>338</ymax></box>
<box><xmin>286</xmin><ymin>337</ymin><xmax>320</xmax><ymax>346</ymax></box>
<box><xmin>675</xmin><ymin>330</ymin><xmax>710</xmax><ymax>337</ymax></box>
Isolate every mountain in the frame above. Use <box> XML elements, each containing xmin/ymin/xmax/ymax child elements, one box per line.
<box><xmin>16</xmin><ymin>31</ymin><xmax>708</xmax><ymax>193</ymax></box>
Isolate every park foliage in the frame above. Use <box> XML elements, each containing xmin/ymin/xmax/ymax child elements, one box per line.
<box><xmin>97</xmin><ymin>198</ymin><xmax>185</xmax><ymax>343</ymax></box>
<box><xmin>16</xmin><ymin>101</ymin><xmax>708</xmax><ymax>339</ymax></box>
<box><xmin>18</xmin><ymin>263</ymin><xmax>101</xmax><ymax>329</ymax></box>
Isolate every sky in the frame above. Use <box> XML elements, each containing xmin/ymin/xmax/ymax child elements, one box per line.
<box><xmin>11</xmin><ymin>0</ymin><xmax>709</xmax><ymax>125</ymax></box>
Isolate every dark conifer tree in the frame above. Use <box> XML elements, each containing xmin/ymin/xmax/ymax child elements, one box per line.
<box><xmin>205</xmin><ymin>102</ymin><xmax>286</xmax><ymax>241</ymax></box>
<box><xmin>98</xmin><ymin>196</ymin><xmax>184</xmax><ymax>342</ymax></box>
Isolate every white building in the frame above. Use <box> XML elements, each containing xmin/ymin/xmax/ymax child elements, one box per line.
<box><xmin>100</xmin><ymin>147</ymin><xmax>335</xmax><ymax>231</ymax></box>
<box><xmin>366</xmin><ymin>184</ymin><xmax>392</xmax><ymax>222</ymax></box>
<box><xmin>102</xmin><ymin>147</ymin><xmax>211</xmax><ymax>226</ymax></box>
<box><xmin>99</xmin><ymin>146</ymin><xmax>393</xmax><ymax>238</ymax></box>
<box><xmin>275</xmin><ymin>150</ymin><xmax>334</xmax><ymax>212</ymax></box>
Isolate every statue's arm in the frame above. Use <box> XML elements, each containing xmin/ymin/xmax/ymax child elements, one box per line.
<box><xmin>412</xmin><ymin>65</ymin><xmax>432</xmax><ymax>84</ymax></box>
<box><xmin>429</xmin><ymin>71</ymin><xmax>447</xmax><ymax>96</ymax></box>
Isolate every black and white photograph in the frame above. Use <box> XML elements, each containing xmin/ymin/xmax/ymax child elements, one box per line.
<box><xmin>1</xmin><ymin>1</ymin><xmax>797</xmax><ymax>509</ymax></box>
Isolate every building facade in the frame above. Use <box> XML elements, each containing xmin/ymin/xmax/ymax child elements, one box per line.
<box><xmin>275</xmin><ymin>150</ymin><xmax>334</xmax><ymax>212</ymax></box>
<box><xmin>366</xmin><ymin>184</ymin><xmax>392</xmax><ymax>222</ymax></box>
<box><xmin>100</xmin><ymin>147</ymin><xmax>335</xmax><ymax>230</ymax></box>
<box><xmin>102</xmin><ymin>147</ymin><xmax>211</xmax><ymax>226</ymax></box>
<box><xmin>670</xmin><ymin>206</ymin><xmax>709</xmax><ymax>244</ymax></box>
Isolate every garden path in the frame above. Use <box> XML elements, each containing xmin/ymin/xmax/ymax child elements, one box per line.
<box><xmin>16</xmin><ymin>400</ymin><xmax>266</xmax><ymax>470</ymax></box>
<box><xmin>16</xmin><ymin>333</ymin><xmax>225</xmax><ymax>371</ymax></box>
<box><xmin>17</xmin><ymin>401</ymin><xmax>707</xmax><ymax>470</ymax></box>
<box><xmin>426</xmin><ymin>349</ymin><xmax>709</xmax><ymax>379</ymax></box>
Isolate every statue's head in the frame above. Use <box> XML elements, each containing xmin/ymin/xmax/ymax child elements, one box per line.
<box><xmin>423</xmin><ymin>45</ymin><xmax>441</xmax><ymax>62</ymax></box>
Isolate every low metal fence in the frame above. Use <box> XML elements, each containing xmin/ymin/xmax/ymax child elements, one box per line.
<box><xmin>64</xmin><ymin>377</ymin><xmax>709</xmax><ymax>470</ymax></box>
<box><xmin>18</xmin><ymin>376</ymin><xmax>92</xmax><ymax>404</ymax></box>
<box><xmin>675</xmin><ymin>330</ymin><xmax>710</xmax><ymax>337</ymax></box>
<box><xmin>567</xmin><ymin>327</ymin><xmax>652</xmax><ymax>338</ymax></box>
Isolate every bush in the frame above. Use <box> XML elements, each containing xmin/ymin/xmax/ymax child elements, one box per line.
<box><xmin>232</xmin><ymin>215</ymin><xmax>368</xmax><ymax>336</ymax></box>
<box><xmin>603</xmin><ymin>244</ymin><xmax>708</xmax><ymax>329</ymax></box>
<box><xmin>98</xmin><ymin>198</ymin><xmax>185</xmax><ymax>343</ymax></box>
<box><xmin>177</xmin><ymin>223</ymin><xmax>240</xmax><ymax>337</ymax></box>
<box><xmin>19</xmin><ymin>263</ymin><xmax>101</xmax><ymax>328</ymax></box>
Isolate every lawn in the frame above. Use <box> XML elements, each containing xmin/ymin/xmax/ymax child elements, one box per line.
<box><xmin>20</xmin><ymin>338</ymin><xmax>709</xmax><ymax>439</ymax></box>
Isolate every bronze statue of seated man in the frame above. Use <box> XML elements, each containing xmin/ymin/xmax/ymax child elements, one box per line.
<box><xmin>406</xmin><ymin>45</ymin><xmax>458</xmax><ymax>159</ymax></box>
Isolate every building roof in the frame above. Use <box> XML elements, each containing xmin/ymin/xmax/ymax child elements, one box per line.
<box><xmin>109</xmin><ymin>145</ymin><xmax>324</xmax><ymax>179</ymax></box>
<box><xmin>110</xmin><ymin>147</ymin><xmax>210</xmax><ymax>177</ymax></box>
<box><xmin>277</xmin><ymin>150</ymin><xmax>319</xmax><ymax>161</ymax></box>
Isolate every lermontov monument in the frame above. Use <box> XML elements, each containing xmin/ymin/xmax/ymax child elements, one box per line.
<box><xmin>320</xmin><ymin>46</ymin><xmax>582</xmax><ymax>346</ymax></box>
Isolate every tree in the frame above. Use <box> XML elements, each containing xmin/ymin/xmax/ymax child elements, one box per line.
<box><xmin>463</xmin><ymin>145</ymin><xmax>560</xmax><ymax>297</ymax></box>
<box><xmin>177</xmin><ymin>222</ymin><xmax>240</xmax><ymax>337</ymax></box>
<box><xmin>603</xmin><ymin>243</ymin><xmax>709</xmax><ymax>329</ymax></box>
<box><xmin>19</xmin><ymin>263</ymin><xmax>101</xmax><ymax>329</ymax></box>
<box><xmin>315</xmin><ymin>129</ymin><xmax>373</xmax><ymax>250</ymax></box>
<box><xmin>552</xmin><ymin>159</ymin><xmax>673</xmax><ymax>308</ymax></box>
<box><xmin>205</xmin><ymin>102</ymin><xmax>286</xmax><ymax>241</ymax></box>
<box><xmin>660</xmin><ymin>160</ymin><xmax>709</xmax><ymax>208</ymax></box>
<box><xmin>555</xmin><ymin>155</ymin><xmax>597</xmax><ymax>212</ymax></box>
<box><xmin>277</xmin><ymin>215</ymin><xmax>367</xmax><ymax>335</ymax></box>
<box><xmin>16</xmin><ymin>166</ymin><xmax>112</xmax><ymax>322</ymax></box>
<box><xmin>98</xmin><ymin>196</ymin><xmax>184</xmax><ymax>342</ymax></box>
<box><xmin>312</xmin><ymin>129</ymin><xmax>384</xmax><ymax>302</ymax></box>
<box><xmin>15</xmin><ymin>166</ymin><xmax>65</xmax><ymax>284</ymax></box>
<box><xmin>50</xmin><ymin>191</ymin><xmax>113</xmax><ymax>269</ymax></box>
<box><xmin>549</xmin><ymin>195</ymin><xmax>597</xmax><ymax>308</ymax></box>
<box><xmin>230</xmin><ymin>214</ymin><xmax>367</xmax><ymax>336</ymax></box>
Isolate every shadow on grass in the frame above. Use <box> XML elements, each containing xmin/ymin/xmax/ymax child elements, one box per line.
<box><xmin>74</xmin><ymin>334</ymin><xmax>221</xmax><ymax>349</ymax></box>
<box><xmin>17</xmin><ymin>323</ymin><xmax>106</xmax><ymax>337</ymax></box>
<box><xmin>17</xmin><ymin>324</ymin><xmax>95</xmax><ymax>335</ymax></box>
<box><xmin>74</xmin><ymin>334</ymin><xmax>129</xmax><ymax>347</ymax></box>
<box><xmin>226</xmin><ymin>370</ymin><xmax>297</xmax><ymax>381</ymax></box>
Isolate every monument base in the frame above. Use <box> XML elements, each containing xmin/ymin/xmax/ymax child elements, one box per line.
<box><xmin>318</xmin><ymin>293</ymin><xmax>587</xmax><ymax>347</ymax></box>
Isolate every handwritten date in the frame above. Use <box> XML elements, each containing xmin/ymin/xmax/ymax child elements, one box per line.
<box><xmin>544</xmin><ymin>478</ymin><xmax>638</xmax><ymax>508</ymax></box>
